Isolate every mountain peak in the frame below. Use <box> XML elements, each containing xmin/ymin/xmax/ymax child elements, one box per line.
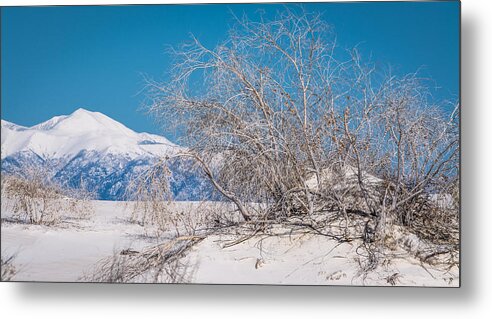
<box><xmin>70</xmin><ymin>108</ymin><xmax>103</xmax><ymax>118</ymax></box>
<box><xmin>1</xmin><ymin>108</ymin><xmax>177</xmax><ymax>159</ymax></box>
<box><xmin>30</xmin><ymin>108</ymin><xmax>135</xmax><ymax>137</ymax></box>
<box><xmin>72</xmin><ymin>107</ymin><xmax>92</xmax><ymax>114</ymax></box>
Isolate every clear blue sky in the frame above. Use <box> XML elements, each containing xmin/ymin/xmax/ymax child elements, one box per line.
<box><xmin>1</xmin><ymin>2</ymin><xmax>459</xmax><ymax>141</ymax></box>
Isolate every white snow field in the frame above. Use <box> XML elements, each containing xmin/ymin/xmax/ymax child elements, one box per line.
<box><xmin>0</xmin><ymin>199</ymin><xmax>459</xmax><ymax>286</ymax></box>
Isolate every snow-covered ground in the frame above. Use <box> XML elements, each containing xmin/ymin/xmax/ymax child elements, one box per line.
<box><xmin>0</xmin><ymin>199</ymin><xmax>459</xmax><ymax>286</ymax></box>
<box><xmin>1</xmin><ymin>200</ymin><xmax>145</xmax><ymax>282</ymax></box>
<box><xmin>188</xmin><ymin>230</ymin><xmax>458</xmax><ymax>286</ymax></box>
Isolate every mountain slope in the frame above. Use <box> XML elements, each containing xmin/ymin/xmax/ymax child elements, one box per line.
<box><xmin>1</xmin><ymin>108</ymin><xmax>214</xmax><ymax>201</ymax></box>
<box><xmin>1</xmin><ymin>108</ymin><xmax>178</xmax><ymax>160</ymax></box>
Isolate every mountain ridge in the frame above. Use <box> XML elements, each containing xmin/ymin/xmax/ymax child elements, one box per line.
<box><xmin>1</xmin><ymin>108</ymin><xmax>179</xmax><ymax>160</ymax></box>
<box><xmin>1</xmin><ymin>108</ymin><xmax>214</xmax><ymax>201</ymax></box>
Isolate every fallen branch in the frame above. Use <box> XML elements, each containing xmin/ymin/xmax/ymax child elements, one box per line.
<box><xmin>82</xmin><ymin>235</ymin><xmax>204</xmax><ymax>283</ymax></box>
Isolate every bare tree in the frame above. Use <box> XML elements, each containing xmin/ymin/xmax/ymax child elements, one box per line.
<box><xmin>145</xmin><ymin>9</ymin><xmax>347</xmax><ymax>220</ymax></box>
<box><xmin>142</xmin><ymin>9</ymin><xmax>459</xmax><ymax>266</ymax></box>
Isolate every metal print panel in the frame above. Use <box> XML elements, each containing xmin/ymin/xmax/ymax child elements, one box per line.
<box><xmin>0</xmin><ymin>1</ymin><xmax>460</xmax><ymax>286</ymax></box>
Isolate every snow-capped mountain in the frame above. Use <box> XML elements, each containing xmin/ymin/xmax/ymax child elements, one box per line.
<box><xmin>1</xmin><ymin>108</ymin><xmax>178</xmax><ymax>159</ymax></box>
<box><xmin>1</xmin><ymin>108</ymin><xmax>214</xmax><ymax>201</ymax></box>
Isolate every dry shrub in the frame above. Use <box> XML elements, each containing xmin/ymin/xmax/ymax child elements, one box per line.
<box><xmin>126</xmin><ymin>160</ymin><xmax>172</xmax><ymax>230</ymax></box>
<box><xmin>1</xmin><ymin>172</ymin><xmax>94</xmax><ymax>225</ymax></box>
<box><xmin>141</xmin><ymin>8</ymin><xmax>459</xmax><ymax>271</ymax></box>
<box><xmin>82</xmin><ymin>236</ymin><xmax>203</xmax><ymax>283</ymax></box>
<box><xmin>405</xmin><ymin>197</ymin><xmax>459</xmax><ymax>247</ymax></box>
<box><xmin>1</xmin><ymin>252</ymin><xmax>18</xmax><ymax>281</ymax></box>
<box><xmin>164</xmin><ymin>203</ymin><xmax>225</xmax><ymax>237</ymax></box>
<box><xmin>127</xmin><ymin>160</ymin><xmax>237</xmax><ymax>237</ymax></box>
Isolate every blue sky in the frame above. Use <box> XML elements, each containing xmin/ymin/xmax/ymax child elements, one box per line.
<box><xmin>1</xmin><ymin>2</ymin><xmax>459</xmax><ymax>140</ymax></box>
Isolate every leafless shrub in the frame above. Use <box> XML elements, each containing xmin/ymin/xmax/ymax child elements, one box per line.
<box><xmin>1</xmin><ymin>252</ymin><xmax>18</xmax><ymax>281</ymax></box>
<box><xmin>126</xmin><ymin>161</ymin><xmax>232</xmax><ymax>237</ymax></box>
<box><xmin>82</xmin><ymin>236</ymin><xmax>203</xmax><ymax>283</ymax></box>
<box><xmin>126</xmin><ymin>159</ymin><xmax>173</xmax><ymax>233</ymax></box>
<box><xmin>1</xmin><ymin>169</ymin><xmax>94</xmax><ymax>225</ymax></box>
<box><xmin>167</xmin><ymin>202</ymin><xmax>232</xmax><ymax>237</ymax></box>
<box><xmin>142</xmin><ymin>9</ymin><xmax>459</xmax><ymax>270</ymax></box>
